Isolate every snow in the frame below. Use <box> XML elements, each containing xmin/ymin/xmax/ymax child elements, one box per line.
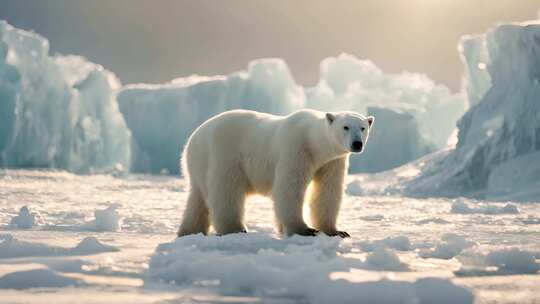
<box><xmin>10</xmin><ymin>206</ymin><xmax>35</xmax><ymax>229</ymax></box>
<box><xmin>1</xmin><ymin>169</ymin><xmax>539</xmax><ymax>303</ymax></box>
<box><xmin>484</xmin><ymin>249</ymin><xmax>540</xmax><ymax>274</ymax></box>
<box><xmin>118</xmin><ymin>53</ymin><xmax>464</xmax><ymax>174</ymax></box>
<box><xmin>70</xmin><ymin>237</ymin><xmax>119</xmax><ymax>255</ymax></box>
<box><xmin>420</xmin><ymin>233</ymin><xmax>474</xmax><ymax>260</ymax></box>
<box><xmin>450</xmin><ymin>199</ymin><xmax>519</xmax><ymax>214</ymax></box>
<box><xmin>0</xmin><ymin>21</ymin><xmax>131</xmax><ymax>174</ymax></box>
<box><xmin>0</xmin><ymin>269</ymin><xmax>82</xmax><ymax>289</ymax></box>
<box><xmin>0</xmin><ymin>234</ymin><xmax>119</xmax><ymax>258</ymax></box>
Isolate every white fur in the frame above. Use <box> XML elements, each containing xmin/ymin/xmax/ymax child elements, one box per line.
<box><xmin>177</xmin><ymin>109</ymin><xmax>374</xmax><ymax>237</ymax></box>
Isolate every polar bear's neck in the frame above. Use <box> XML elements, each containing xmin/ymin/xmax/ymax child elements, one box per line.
<box><xmin>307</xmin><ymin>124</ymin><xmax>349</xmax><ymax>168</ymax></box>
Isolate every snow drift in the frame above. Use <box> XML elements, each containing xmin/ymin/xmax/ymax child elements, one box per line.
<box><xmin>0</xmin><ymin>21</ymin><xmax>131</xmax><ymax>173</ymax></box>
<box><xmin>399</xmin><ymin>18</ymin><xmax>540</xmax><ymax>201</ymax></box>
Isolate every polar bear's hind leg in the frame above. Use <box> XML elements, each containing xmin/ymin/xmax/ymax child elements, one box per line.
<box><xmin>177</xmin><ymin>186</ymin><xmax>210</xmax><ymax>236</ymax></box>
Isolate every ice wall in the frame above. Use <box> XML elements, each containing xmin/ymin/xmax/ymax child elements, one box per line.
<box><xmin>405</xmin><ymin>19</ymin><xmax>540</xmax><ymax>200</ymax></box>
<box><xmin>0</xmin><ymin>21</ymin><xmax>131</xmax><ymax>173</ymax></box>
<box><xmin>120</xmin><ymin>54</ymin><xmax>464</xmax><ymax>174</ymax></box>
<box><xmin>351</xmin><ymin>106</ymin><xmax>430</xmax><ymax>173</ymax></box>
<box><xmin>118</xmin><ymin>59</ymin><xmax>305</xmax><ymax>173</ymax></box>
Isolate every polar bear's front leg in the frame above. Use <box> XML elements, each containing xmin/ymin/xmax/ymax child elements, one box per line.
<box><xmin>309</xmin><ymin>157</ymin><xmax>349</xmax><ymax>238</ymax></box>
<box><xmin>271</xmin><ymin>157</ymin><xmax>318</xmax><ymax>236</ymax></box>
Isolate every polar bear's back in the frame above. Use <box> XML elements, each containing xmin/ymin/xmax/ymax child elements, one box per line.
<box><xmin>181</xmin><ymin>109</ymin><xmax>324</xmax><ymax>194</ymax></box>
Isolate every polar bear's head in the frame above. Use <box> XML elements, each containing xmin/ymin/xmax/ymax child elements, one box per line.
<box><xmin>326</xmin><ymin>112</ymin><xmax>374</xmax><ymax>153</ymax></box>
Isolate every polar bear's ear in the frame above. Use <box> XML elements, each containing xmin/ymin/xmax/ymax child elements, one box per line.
<box><xmin>367</xmin><ymin>116</ymin><xmax>374</xmax><ymax>127</ymax></box>
<box><xmin>326</xmin><ymin>113</ymin><xmax>336</xmax><ymax>124</ymax></box>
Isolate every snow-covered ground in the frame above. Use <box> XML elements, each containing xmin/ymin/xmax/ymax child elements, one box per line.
<box><xmin>1</xmin><ymin>169</ymin><xmax>539</xmax><ymax>303</ymax></box>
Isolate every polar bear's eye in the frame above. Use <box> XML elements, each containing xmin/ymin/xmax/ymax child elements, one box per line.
<box><xmin>343</xmin><ymin>126</ymin><xmax>349</xmax><ymax>131</ymax></box>
<box><xmin>361</xmin><ymin>127</ymin><xmax>365</xmax><ymax>131</ymax></box>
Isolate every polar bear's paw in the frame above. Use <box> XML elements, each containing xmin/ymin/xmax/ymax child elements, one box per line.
<box><xmin>294</xmin><ymin>227</ymin><xmax>320</xmax><ymax>237</ymax></box>
<box><xmin>326</xmin><ymin>230</ymin><xmax>350</xmax><ymax>238</ymax></box>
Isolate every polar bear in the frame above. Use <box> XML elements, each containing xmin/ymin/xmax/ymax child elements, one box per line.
<box><xmin>177</xmin><ymin>109</ymin><xmax>374</xmax><ymax>237</ymax></box>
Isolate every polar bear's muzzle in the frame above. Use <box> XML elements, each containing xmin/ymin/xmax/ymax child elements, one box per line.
<box><xmin>351</xmin><ymin>140</ymin><xmax>363</xmax><ymax>153</ymax></box>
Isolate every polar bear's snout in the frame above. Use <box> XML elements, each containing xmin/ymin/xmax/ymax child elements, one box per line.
<box><xmin>351</xmin><ymin>140</ymin><xmax>363</xmax><ymax>152</ymax></box>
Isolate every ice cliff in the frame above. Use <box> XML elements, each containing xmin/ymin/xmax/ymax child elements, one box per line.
<box><xmin>0</xmin><ymin>20</ymin><xmax>466</xmax><ymax>175</ymax></box>
<box><xmin>0</xmin><ymin>21</ymin><xmax>130</xmax><ymax>173</ymax></box>
<box><xmin>403</xmin><ymin>19</ymin><xmax>540</xmax><ymax>201</ymax></box>
<box><xmin>119</xmin><ymin>54</ymin><xmax>465</xmax><ymax>174</ymax></box>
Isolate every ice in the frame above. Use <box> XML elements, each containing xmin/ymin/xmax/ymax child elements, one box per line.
<box><xmin>86</xmin><ymin>204</ymin><xmax>122</xmax><ymax>232</ymax></box>
<box><xmin>0</xmin><ymin>21</ymin><xmax>131</xmax><ymax>173</ymax></box>
<box><xmin>119</xmin><ymin>53</ymin><xmax>464</xmax><ymax>174</ymax></box>
<box><xmin>9</xmin><ymin>206</ymin><xmax>35</xmax><ymax>229</ymax></box>
<box><xmin>457</xmin><ymin>248</ymin><xmax>540</xmax><ymax>276</ymax></box>
<box><xmin>359</xmin><ymin>236</ymin><xmax>412</xmax><ymax>252</ymax></box>
<box><xmin>350</xmin><ymin>106</ymin><xmax>430</xmax><ymax>173</ymax></box>
<box><xmin>420</xmin><ymin>233</ymin><xmax>474</xmax><ymax>259</ymax></box>
<box><xmin>118</xmin><ymin>59</ymin><xmax>305</xmax><ymax>174</ymax></box>
<box><xmin>0</xmin><ymin>269</ymin><xmax>82</xmax><ymax>289</ymax></box>
<box><xmin>485</xmin><ymin>249</ymin><xmax>540</xmax><ymax>274</ymax></box>
<box><xmin>450</xmin><ymin>199</ymin><xmax>519</xmax><ymax>214</ymax></box>
<box><xmin>397</xmin><ymin>18</ymin><xmax>540</xmax><ymax>201</ymax></box>
<box><xmin>148</xmin><ymin>233</ymin><xmax>470</xmax><ymax>302</ymax></box>
<box><xmin>363</xmin><ymin>247</ymin><xmax>409</xmax><ymax>271</ymax></box>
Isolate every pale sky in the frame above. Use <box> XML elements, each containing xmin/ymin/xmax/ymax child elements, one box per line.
<box><xmin>1</xmin><ymin>0</ymin><xmax>538</xmax><ymax>91</ymax></box>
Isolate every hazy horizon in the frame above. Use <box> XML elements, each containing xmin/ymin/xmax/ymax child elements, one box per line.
<box><xmin>0</xmin><ymin>0</ymin><xmax>538</xmax><ymax>92</ymax></box>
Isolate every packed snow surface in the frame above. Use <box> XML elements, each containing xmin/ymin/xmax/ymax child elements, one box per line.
<box><xmin>1</xmin><ymin>169</ymin><xmax>539</xmax><ymax>303</ymax></box>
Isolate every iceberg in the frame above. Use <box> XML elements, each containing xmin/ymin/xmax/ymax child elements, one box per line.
<box><xmin>0</xmin><ymin>20</ymin><xmax>465</xmax><ymax>175</ymax></box>
<box><xmin>119</xmin><ymin>54</ymin><xmax>464</xmax><ymax>174</ymax></box>
<box><xmin>400</xmin><ymin>18</ymin><xmax>540</xmax><ymax>201</ymax></box>
<box><xmin>0</xmin><ymin>21</ymin><xmax>130</xmax><ymax>173</ymax></box>
<box><xmin>118</xmin><ymin>59</ymin><xmax>305</xmax><ymax>174</ymax></box>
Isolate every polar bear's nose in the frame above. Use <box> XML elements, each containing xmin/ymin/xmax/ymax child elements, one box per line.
<box><xmin>351</xmin><ymin>141</ymin><xmax>363</xmax><ymax>152</ymax></box>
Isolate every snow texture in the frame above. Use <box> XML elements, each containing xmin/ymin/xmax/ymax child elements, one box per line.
<box><xmin>0</xmin><ymin>269</ymin><xmax>82</xmax><ymax>289</ymax></box>
<box><xmin>149</xmin><ymin>233</ymin><xmax>466</xmax><ymax>302</ymax></box>
<box><xmin>2</xmin><ymin>169</ymin><xmax>540</xmax><ymax>302</ymax></box>
<box><xmin>0</xmin><ymin>21</ymin><xmax>131</xmax><ymax>173</ymax></box>
<box><xmin>9</xmin><ymin>206</ymin><xmax>35</xmax><ymax>228</ymax></box>
<box><xmin>450</xmin><ymin>200</ymin><xmax>519</xmax><ymax>214</ymax></box>
<box><xmin>0</xmin><ymin>234</ymin><xmax>118</xmax><ymax>258</ymax></box>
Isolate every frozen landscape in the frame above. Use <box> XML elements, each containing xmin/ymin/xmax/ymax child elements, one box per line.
<box><xmin>1</xmin><ymin>9</ymin><xmax>540</xmax><ymax>304</ymax></box>
<box><xmin>1</xmin><ymin>169</ymin><xmax>539</xmax><ymax>303</ymax></box>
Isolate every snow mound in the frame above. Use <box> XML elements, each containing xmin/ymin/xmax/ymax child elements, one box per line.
<box><xmin>0</xmin><ymin>21</ymin><xmax>131</xmax><ymax>173</ymax></box>
<box><xmin>420</xmin><ymin>233</ymin><xmax>475</xmax><ymax>260</ymax></box>
<box><xmin>364</xmin><ymin>247</ymin><xmax>409</xmax><ymax>271</ymax></box>
<box><xmin>457</xmin><ymin>248</ymin><xmax>539</xmax><ymax>276</ymax></box>
<box><xmin>149</xmin><ymin>233</ymin><xmax>471</xmax><ymax>302</ymax></box>
<box><xmin>0</xmin><ymin>268</ymin><xmax>81</xmax><ymax>289</ymax></box>
<box><xmin>485</xmin><ymin>249</ymin><xmax>540</xmax><ymax>274</ymax></box>
<box><xmin>0</xmin><ymin>234</ymin><xmax>118</xmax><ymax>258</ymax></box>
<box><xmin>0</xmin><ymin>234</ymin><xmax>65</xmax><ymax>258</ymax></box>
<box><xmin>9</xmin><ymin>206</ymin><xmax>35</xmax><ymax>228</ymax></box>
<box><xmin>70</xmin><ymin>237</ymin><xmax>119</xmax><ymax>255</ymax></box>
<box><xmin>400</xmin><ymin>17</ymin><xmax>540</xmax><ymax>201</ymax></box>
<box><xmin>450</xmin><ymin>200</ymin><xmax>519</xmax><ymax>214</ymax></box>
<box><xmin>360</xmin><ymin>236</ymin><xmax>412</xmax><ymax>252</ymax></box>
